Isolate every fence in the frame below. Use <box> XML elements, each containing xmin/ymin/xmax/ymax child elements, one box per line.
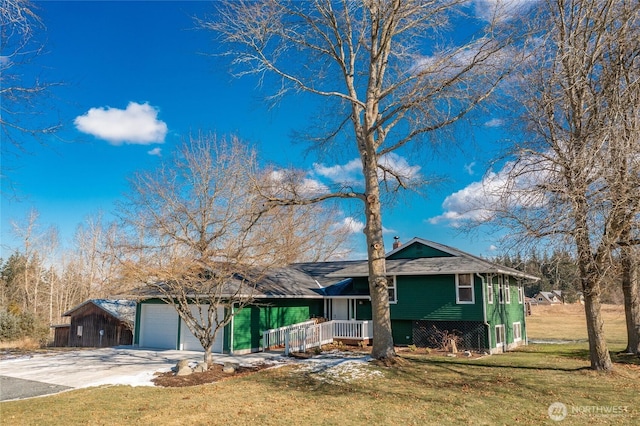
<box><xmin>263</xmin><ymin>320</ymin><xmax>373</xmax><ymax>355</ymax></box>
<box><xmin>262</xmin><ymin>319</ymin><xmax>316</xmax><ymax>350</ymax></box>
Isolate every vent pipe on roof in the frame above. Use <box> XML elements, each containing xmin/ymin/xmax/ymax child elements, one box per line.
<box><xmin>393</xmin><ymin>236</ymin><xmax>402</xmax><ymax>249</ymax></box>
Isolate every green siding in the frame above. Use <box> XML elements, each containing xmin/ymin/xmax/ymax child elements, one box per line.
<box><xmin>486</xmin><ymin>275</ymin><xmax>527</xmax><ymax>347</ymax></box>
<box><xmin>388</xmin><ymin>242</ymin><xmax>454</xmax><ymax>259</ymax></box>
<box><xmin>390</xmin><ymin>275</ymin><xmax>483</xmax><ymax>321</ymax></box>
<box><xmin>353</xmin><ymin>277</ymin><xmax>369</xmax><ymax>293</ymax></box>
<box><xmin>232</xmin><ymin>299</ymin><xmax>323</xmax><ymax>352</ymax></box>
<box><xmin>355</xmin><ymin>300</ymin><xmax>372</xmax><ymax>320</ymax></box>
<box><xmin>391</xmin><ymin>320</ymin><xmax>413</xmax><ymax>345</ymax></box>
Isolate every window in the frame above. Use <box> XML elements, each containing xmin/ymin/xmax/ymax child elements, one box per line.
<box><xmin>456</xmin><ymin>274</ymin><xmax>474</xmax><ymax>304</ymax></box>
<box><xmin>387</xmin><ymin>276</ymin><xmax>397</xmax><ymax>304</ymax></box>
<box><xmin>498</xmin><ymin>275</ymin><xmax>510</xmax><ymax>304</ymax></box>
<box><xmin>495</xmin><ymin>324</ymin><xmax>505</xmax><ymax>347</ymax></box>
<box><xmin>518</xmin><ymin>287</ymin><xmax>524</xmax><ymax>304</ymax></box>
<box><xmin>513</xmin><ymin>322</ymin><xmax>522</xmax><ymax>342</ymax></box>
<box><xmin>76</xmin><ymin>325</ymin><xmax>83</xmax><ymax>337</ymax></box>
<box><xmin>487</xmin><ymin>279</ymin><xmax>494</xmax><ymax>304</ymax></box>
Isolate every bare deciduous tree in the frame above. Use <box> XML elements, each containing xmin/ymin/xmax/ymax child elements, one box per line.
<box><xmin>1</xmin><ymin>0</ymin><xmax>61</xmax><ymax>197</ymax></box>
<box><xmin>484</xmin><ymin>0</ymin><xmax>640</xmax><ymax>370</ymax></box>
<box><xmin>119</xmin><ymin>133</ymin><xmax>349</xmax><ymax>365</ymax></box>
<box><xmin>205</xmin><ymin>0</ymin><xmax>515</xmax><ymax>360</ymax></box>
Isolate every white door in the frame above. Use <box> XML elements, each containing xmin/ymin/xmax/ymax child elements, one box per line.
<box><xmin>140</xmin><ymin>304</ymin><xmax>178</xmax><ymax>349</ymax></box>
<box><xmin>180</xmin><ymin>305</ymin><xmax>225</xmax><ymax>353</ymax></box>
<box><xmin>332</xmin><ymin>299</ymin><xmax>349</xmax><ymax>320</ymax></box>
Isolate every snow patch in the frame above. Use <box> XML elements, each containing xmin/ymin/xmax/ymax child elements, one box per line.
<box><xmin>293</xmin><ymin>350</ymin><xmax>383</xmax><ymax>383</ymax></box>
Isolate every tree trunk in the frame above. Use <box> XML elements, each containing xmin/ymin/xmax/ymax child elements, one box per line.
<box><xmin>204</xmin><ymin>344</ymin><xmax>213</xmax><ymax>367</ymax></box>
<box><xmin>574</xmin><ymin>195</ymin><xmax>613</xmax><ymax>371</ymax></box>
<box><xmin>363</xmin><ymin>156</ymin><xmax>395</xmax><ymax>360</ymax></box>
<box><xmin>583</xmin><ymin>284</ymin><xmax>613</xmax><ymax>370</ymax></box>
<box><xmin>621</xmin><ymin>245</ymin><xmax>640</xmax><ymax>355</ymax></box>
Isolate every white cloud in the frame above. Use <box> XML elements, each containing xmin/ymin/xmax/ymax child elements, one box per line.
<box><xmin>474</xmin><ymin>0</ymin><xmax>537</xmax><ymax>22</ymax></box>
<box><xmin>74</xmin><ymin>102</ymin><xmax>168</xmax><ymax>145</ymax></box>
<box><xmin>429</xmin><ymin>155</ymin><xmax>551</xmax><ymax>227</ymax></box>
<box><xmin>378</xmin><ymin>152</ymin><xmax>422</xmax><ymax>183</ymax></box>
<box><xmin>313</xmin><ymin>159</ymin><xmax>362</xmax><ymax>184</ymax></box>
<box><xmin>335</xmin><ymin>217</ymin><xmax>365</xmax><ymax>234</ymax></box>
<box><xmin>314</xmin><ymin>153</ymin><xmax>421</xmax><ymax>186</ymax></box>
<box><xmin>265</xmin><ymin>170</ymin><xmax>328</xmax><ymax>197</ymax></box>
<box><xmin>464</xmin><ymin>161</ymin><xmax>476</xmax><ymax>175</ymax></box>
<box><xmin>489</xmin><ymin>244</ymin><xmax>498</xmax><ymax>251</ymax></box>
<box><xmin>147</xmin><ymin>147</ymin><xmax>162</xmax><ymax>156</ymax></box>
<box><xmin>484</xmin><ymin>118</ymin><xmax>504</xmax><ymax>127</ymax></box>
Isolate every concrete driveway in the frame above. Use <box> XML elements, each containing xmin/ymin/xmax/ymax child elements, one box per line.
<box><xmin>0</xmin><ymin>347</ymin><xmax>283</xmax><ymax>401</ymax></box>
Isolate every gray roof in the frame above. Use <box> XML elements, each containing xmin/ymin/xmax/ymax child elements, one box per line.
<box><xmin>327</xmin><ymin>238</ymin><xmax>539</xmax><ymax>281</ymax></box>
<box><xmin>132</xmin><ymin>238</ymin><xmax>538</xmax><ymax>299</ymax></box>
<box><xmin>63</xmin><ymin>299</ymin><xmax>137</xmax><ymax>324</ymax></box>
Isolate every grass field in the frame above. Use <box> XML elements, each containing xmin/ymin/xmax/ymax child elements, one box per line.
<box><xmin>2</xmin><ymin>304</ymin><xmax>638</xmax><ymax>425</ymax></box>
<box><xmin>527</xmin><ymin>303</ymin><xmax>628</xmax><ymax>346</ymax></box>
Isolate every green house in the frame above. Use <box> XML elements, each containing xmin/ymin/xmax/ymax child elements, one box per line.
<box><xmin>133</xmin><ymin>238</ymin><xmax>538</xmax><ymax>354</ymax></box>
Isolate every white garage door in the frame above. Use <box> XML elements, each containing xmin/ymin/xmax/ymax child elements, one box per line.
<box><xmin>180</xmin><ymin>305</ymin><xmax>225</xmax><ymax>353</ymax></box>
<box><xmin>139</xmin><ymin>304</ymin><xmax>178</xmax><ymax>349</ymax></box>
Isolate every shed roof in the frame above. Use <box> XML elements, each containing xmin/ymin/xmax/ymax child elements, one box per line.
<box><xmin>63</xmin><ymin>299</ymin><xmax>137</xmax><ymax>324</ymax></box>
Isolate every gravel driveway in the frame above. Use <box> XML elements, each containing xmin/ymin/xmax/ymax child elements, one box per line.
<box><xmin>0</xmin><ymin>347</ymin><xmax>281</xmax><ymax>401</ymax></box>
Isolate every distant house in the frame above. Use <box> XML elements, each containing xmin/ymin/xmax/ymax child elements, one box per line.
<box><xmin>133</xmin><ymin>238</ymin><xmax>539</xmax><ymax>355</ymax></box>
<box><xmin>533</xmin><ymin>291</ymin><xmax>564</xmax><ymax>305</ymax></box>
<box><xmin>56</xmin><ymin>299</ymin><xmax>136</xmax><ymax>347</ymax></box>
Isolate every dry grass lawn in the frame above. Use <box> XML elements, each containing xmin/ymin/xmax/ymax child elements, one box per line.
<box><xmin>527</xmin><ymin>303</ymin><xmax>628</xmax><ymax>345</ymax></box>
<box><xmin>1</xmin><ymin>304</ymin><xmax>638</xmax><ymax>426</ymax></box>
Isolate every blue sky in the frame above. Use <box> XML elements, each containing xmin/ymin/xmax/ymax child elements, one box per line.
<box><xmin>1</xmin><ymin>1</ymin><xmax>526</xmax><ymax>260</ymax></box>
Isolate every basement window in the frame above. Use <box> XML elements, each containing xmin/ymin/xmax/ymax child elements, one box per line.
<box><xmin>496</xmin><ymin>324</ymin><xmax>506</xmax><ymax>347</ymax></box>
<box><xmin>513</xmin><ymin>322</ymin><xmax>522</xmax><ymax>342</ymax></box>
<box><xmin>456</xmin><ymin>274</ymin><xmax>474</xmax><ymax>304</ymax></box>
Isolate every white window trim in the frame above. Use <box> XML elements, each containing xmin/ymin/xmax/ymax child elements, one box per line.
<box><xmin>518</xmin><ymin>286</ymin><xmax>524</xmax><ymax>304</ymax></box>
<box><xmin>455</xmin><ymin>273</ymin><xmax>475</xmax><ymax>304</ymax></box>
<box><xmin>487</xmin><ymin>280</ymin><xmax>494</xmax><ymax>304</ymax></box>
<box><xmin>498</xmin><ymin>275</ymin><xmax>505</xmax><ymax>304</ymax></box>
<box><xmin>388</xmin><ymin>275</ymin><xmax>397</xmax><ymax>304</ymax></box>
<box><xmin>505</xmin><ymin>278</ymin><xmax>511</xmax><ymax>304</ymax></box>
<box><xmin>495</xmin><ymin>324</ymin><xmax>506</xmax><ymax>347</ymax></box>
<box><xmin>513</xmin><ymin>322</ymin><xmax>522</xmax><ymax>342</ymax></box>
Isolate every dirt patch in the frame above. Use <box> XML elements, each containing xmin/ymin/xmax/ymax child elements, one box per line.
<box><xmin>395</xmin><ymin>346</ymin><xmax>486</xmax><ymax>359</ymax></box>
<box><xmin>152</xmin><ymin>363</ymin><xmax>270</xmax><ymax>387</ymax></box>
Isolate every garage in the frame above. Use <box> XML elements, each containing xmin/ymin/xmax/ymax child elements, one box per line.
<box><xmin>138</xmin><ymin>303</ymin><xmax>225</xmax><ymax>352</ymax></box>
<box><xmin>179</xmin><ymin>305</ymin><xmax>225</xmax><ymax>352</ymax></box>
<box><xmin>139</xmin><ymin>304</ymin><xmax>178</xmax><ymax>349</ymax></box>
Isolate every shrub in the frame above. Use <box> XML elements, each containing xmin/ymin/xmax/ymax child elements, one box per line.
<box><xmin>0</xmin><ymin>309</ymin><xmax>48</xmax><ymax>345</ymax></box>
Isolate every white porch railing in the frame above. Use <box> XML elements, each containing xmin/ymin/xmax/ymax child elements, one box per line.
<box><xmin>263</xmin><ymin>319</ymin><xmax>373</xmax><ymax>355</ymax></box>
<box><xmin>285</xmin><ymin>321</ymin><xmax>334</xmax><ymax>354</ymax></box>
<box><xmin>332</xmin><ymin>320</ymin><xmax>373</xmax><ymax>340</ymax></box>
<box><xmin>262</xmin><ymin>319</ymin><xmax>316</xmax><ymax>350</ymax></box>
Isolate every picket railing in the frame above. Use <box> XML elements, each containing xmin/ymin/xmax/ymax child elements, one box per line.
<box><xmin>262</xmin><ymin>319</ymin><xmax>316</xmax><ymax>350</ymax></box>
<box><xmin>332</xmin><ymin>320</ymin><xmax>373</xmax><ymax>340</ymax></box>
<box><xmin>284</xmin><ymin>321</ymin><xmax>334</xmax><ymax>354</ymax></box>
<box><xmin>263</xmin><ymin>319</ymin><xmax>373</xmax><ymax>355</ymax></box>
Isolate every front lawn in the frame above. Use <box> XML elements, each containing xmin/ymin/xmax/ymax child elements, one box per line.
<box><xmin>2</xmin><ymin>304</ymin><xmax>637</xmax><ymax>425</ymax></box>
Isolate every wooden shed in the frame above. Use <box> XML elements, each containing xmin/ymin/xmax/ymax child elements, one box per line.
<box><xmin>52</xmin><ymin>324</ymin><xmax>71</xmax><ymax>347</ymax></box>
<box><xmin>62</xmin><ymin>299</ymin><xmax>136</xmax><ymax>347</ymax></box>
